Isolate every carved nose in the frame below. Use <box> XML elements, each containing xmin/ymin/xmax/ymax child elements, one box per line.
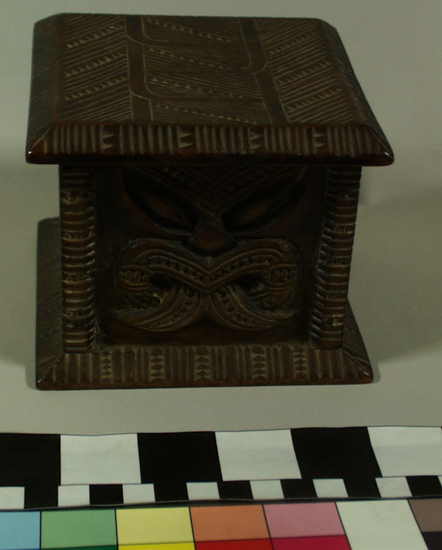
<box><xmin>189</xmin><ymin>223</ymin><xmax>234</xmax><ymax>254</ymax></box>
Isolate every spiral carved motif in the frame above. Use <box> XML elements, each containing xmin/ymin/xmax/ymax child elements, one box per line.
<box><xmin>114</xmin><ymin>238</ymin><xmax>300</xmax><ymax>331</ymax></box>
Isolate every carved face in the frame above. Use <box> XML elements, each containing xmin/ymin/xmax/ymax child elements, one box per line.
<box><xmin>112</xmin><ymin>165</ymin><xmax>308</xmax><ymax>333</ymax></box>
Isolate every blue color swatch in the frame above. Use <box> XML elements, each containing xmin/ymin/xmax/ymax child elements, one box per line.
<box><xmin>0</xmin><ymin>511</ymin><xmax>40</xmax><ymax>550</ymax></box>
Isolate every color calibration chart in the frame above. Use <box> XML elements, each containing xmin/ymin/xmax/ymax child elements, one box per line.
<box><xmin>1</xmin><ymin>500</ymin><xmax>440</xmax><ymax>550</ymax></box>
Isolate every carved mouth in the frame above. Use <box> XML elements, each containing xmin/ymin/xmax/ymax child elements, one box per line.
<box><xmin>113</xmin><ymin>238</ymin><xmax>301</xmax><ymax>331</ymax></box>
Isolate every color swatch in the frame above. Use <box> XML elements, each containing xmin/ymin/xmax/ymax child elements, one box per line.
<box><xmin>0</xmin><ymin>500</ymin><xmax>440</xmax><ymax>550</ymax></box>
<box><xmin>41</xmin><ymin>509</ymin><xmax>117</xmax><ymax>549</ymax></box>
<box><xmin>0</xmin><ymin>511</ymin><xmax>40</xmax><ymax>550</ymax></box>
<box><xmin>410</xmin><ymin>499</ymin><xmax>442</xmax><ymax>550</ymax></box>
<box><xmin>191</xmin><ymin>504</ymin><xmax>270</xmax><ymax>548</ymax></box>
<box><xmin>117</xmin><ymin>507</ymin><xmax>193</xmax><ymax>546</ymax></box>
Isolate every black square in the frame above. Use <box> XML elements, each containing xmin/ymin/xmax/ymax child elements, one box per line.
<box><xmin>344</xmin><ymin>477</ymin><xmax>381</xmax><ymax>499</ymax></box>
<box><xmin>138</xmin><ymin>432</ymin><xmax>222</xmax><ymax>483</ymax></box>
<box><xmin>407</xmin><ymin>476</ymin><xmax>442</xmax><ymax>497</ymax></box>
<box><xmin>90</xmin><ymin>484</ymin><xmax>124</xmax><ymax>505</ymax></box>
<box><xmin>291</xmin><ymin>428</ymin><xmax>382</xmax><ymax>479</ymax></box>
<box><xmin>0</xmin><ymin>434</ymin><xmax>60</xmax><ymax>486</ymax></box>
<box><xmin>154</xmin><ymin>481</ymin><xmax>189</xmax><ymax>502</ymax></box>
<box><xmin>25</xmin><ymin>483</ymin><xmax>58</xmax><ymax>509</ymax></box>
<box><xmin>218</xmin><ymin>481</ymin><xmax>253</xmax><ymax>500</ymax></box>
<box><xmin>281</xmin><ymin>479</ymin><xmax>317</xmax><ymax>499</ymax></box>
<box><xmin>423</xmin><ymin>532</ymin><xmax>442</xmax><ymax>550</ymax></box>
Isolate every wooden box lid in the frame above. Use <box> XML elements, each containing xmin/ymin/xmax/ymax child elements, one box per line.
<box><xmin>26</xmin><ymin>14</ymin><xmax>393</xmax><ymax>166</ymax></box>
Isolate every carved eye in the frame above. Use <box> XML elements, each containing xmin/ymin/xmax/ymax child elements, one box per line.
<box><xmin>140</xmin><ymin>190</ymin><xmax>196</xmax><ymax>229</ymax></box>
<box><xmin>226</xmin><ymin>178</ymin><xmax>306</xmax><ymax>232</ymax></box>
<box><xmin>228</xmin><ymin>192</ymin><xmax>280</xmax><ymax>228</ymax></box>
<box><xmin>125</xmin><ymin>171</ymin><xmax>197</xmax><ymax>231</ymax></box>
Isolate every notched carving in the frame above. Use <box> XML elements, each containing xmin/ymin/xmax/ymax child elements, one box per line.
<box><xmin>114</xmin><ymin>238</ymin><xmax>301</xmax><ymax>331</ymax></box>
<box><xmin>29</xmin><ymin>14</ymin><xmax>391</xmax><ymax>388</ymax></box>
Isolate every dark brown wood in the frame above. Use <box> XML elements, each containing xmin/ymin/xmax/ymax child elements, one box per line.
<box><xmin>27</xmin><ymin>14</ymin><xmax>393</xmax><ymax>165</ymax></box>
<box><xmin>28</xmin><ymin>14</ymin><xmax>393</xmax><ymax>389</ymax></box>
<box><xmin>37</xmin><ymin>218</ymin><xmax>372</xmax><ymax>389</ymax></box>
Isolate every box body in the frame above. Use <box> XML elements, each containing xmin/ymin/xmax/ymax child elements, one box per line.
<box><xmin>29</xmin><ymin>14</ymin><xmax>393</xmax><ymax>388</ymax></box>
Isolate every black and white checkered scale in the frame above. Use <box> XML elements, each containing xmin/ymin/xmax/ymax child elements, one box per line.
<box><xmin>1</xmin><ymin>427</ymin><xmax>442</xmax><ymax>509</ymax></box>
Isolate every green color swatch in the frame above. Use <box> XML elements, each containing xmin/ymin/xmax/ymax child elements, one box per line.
<box><xmin>41</xmin><ymin>510</ymin><xmax>117</xmax><ymax>548</ymax></box>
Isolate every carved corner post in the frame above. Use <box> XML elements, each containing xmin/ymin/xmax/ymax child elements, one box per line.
<box><xmin>310</xmin><ymin>166</ymin><xmax>361</xmax><ymax>349</ymax></box>
<box><xmin>59</xmin><ymin>165</ymin><xmax>95</xmax><ymax>353</ymax></box>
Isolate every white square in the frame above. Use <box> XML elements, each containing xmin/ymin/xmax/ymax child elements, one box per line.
<box><xmin>187</xmin><ymin>482</ymin><xmax>220</xmax><ymax>501</ymax></box>
<box><xmin>313</xmin><ymin>478</ymin><xmax>348</xmax><ymax>498</ymax></box>
<box><xmin>215</xmin><ymin>430</ymin><xmax>300</xmax><ymax>481</ymax></box>
<box><xmin>0</xmin><ymin>487</ymin><xmax>24</xmax><ymax>510</ymax></box>
<box><xmin>61</xmin><ymin>434</ymin><xmax>141</xmax><ymax>485</ymax></box>
<box><xmin>376</xmin><ymin>477</ymin><xmax>412</xmax><ymax>499</ymax></box>
<box><xmin>58</xmin><ymin>485</ymin><xmax>90</xmax><ymax>507</ymax></box>
<box><xmin>338</xmin><ymin>500</ymin><xmax>427</xmax><ymax>550</ymax></box>
<box><xmin>123</xmin><ymin>484</ymin><xmax>155</xmax><ymax>504</ymax></box>
<box><xmin>368</xmin><ymin>427</ymin><xmax>442</xmax><ymax>477</ymax></box>
<box><xmin>250</xmin><ymin>480</ymin><xmax>284</xmax><ymax>500</ymax></box>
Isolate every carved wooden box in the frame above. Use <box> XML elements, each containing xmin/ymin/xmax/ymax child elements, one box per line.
<box><xmin>27</xmin><ymin>14</ymin><xmax>393</xmax><ymax>389</ymax></box>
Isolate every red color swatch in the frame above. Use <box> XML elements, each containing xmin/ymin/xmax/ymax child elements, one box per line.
<box><xmin>196</xmin><ymin>540</ymin><xmax>273</xmax><ymax>550</ymax></box>
<box><xmin>272</xmin><ymin>535</ymin><xmax>351</xmax><ymax>550</ymax></box>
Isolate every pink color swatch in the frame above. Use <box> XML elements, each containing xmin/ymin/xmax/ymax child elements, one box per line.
<box><xmin>264</xmin><ymin>503</ymin><xmax>345</xmax><ymax>538</ymax></box>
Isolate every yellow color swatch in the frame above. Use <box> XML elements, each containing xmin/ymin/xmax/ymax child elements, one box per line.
<box><xmin>116</xmin><ymin>508</ymin><xmax>193</xmax><ymax>545</ymax></box>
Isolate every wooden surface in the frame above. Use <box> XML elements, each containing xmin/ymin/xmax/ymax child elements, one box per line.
<box><xmin>0</xmin><ymin>0</ymin><xmax>440</xmax><ymax>428</ymax></box>
<box><xmin>36</xmin><ymin>218</ymin><xmax>372</xmax><ymax>389</ymax></box>
<box><xmin>26</xmin><ymin>13</ymin><xmax>393</xmax><ymax>388</ymax></box>
<box><xmin>26</xmin><ymin>14</ymin><xmax>393</xmax><ymax>165</ymax></box>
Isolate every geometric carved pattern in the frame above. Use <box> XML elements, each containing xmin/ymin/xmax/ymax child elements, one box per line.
<box><xmin>115</xmin><ymin>238</ymin><xmax>301</xmax><ymax>332</ymax></box>
<box><xmin>324</xmin><ymin>21</ymin><xmax>389</xmax><ymax>141</ymax></box>
<box><xmin>310</xmin><ymin>166</ymin><xmax>361</xmax><ymax>349</ymax></box>
<box><xmin>37</xmin><ymin>122</ymin><xmax>390</xmax><ymax>162</ymax></box>
<box><xmin>27</xmin><ymin>14</ymin><xmax>393</xmax><ymax>166</ymax></box>
<box><xmin>37</xmin><ymin>217</ymin><xmax>372</xmax><ymax>389</ymax></box>
<box><xmin>26</xmin><ymin>15</ymin><xmax>59</xmax><ymax>157</ymax></box>
<box><xmin>60</xmin><ymin>14</ymin><xmax>129</xmax><ymax>121</ymax></box>
<box><xmin>40</xmin><ymin>329</ymin><xmax>373</xmax><ymax>390</ymax></box>
<box><xmin>59</xmin><ymin>165</ymin><xmax>95</xmax><ymax>353</ymax></box>
<box><xmin>29</xmin><ymin>14</ymin><xmax>393</xmax><ymax>388</ymax></box>
<box><xmin>257</xmin><ymin>18</ymin><xmax>362</xmax><ymax>125</ymax></box>
<box><xmin>124</xmin><ymin>165</ymin><xmax>307</xmax><ymax>214</ymax></box>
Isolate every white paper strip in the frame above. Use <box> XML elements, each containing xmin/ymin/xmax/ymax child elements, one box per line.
<box><xmin>122</xmin><ymin>483</ymin><xmax>155</xmax><ymax>504</ymax></box>
<box><xmin>337</xmin><ymin>500</ymin><xmax>427</xmax><ymax>550</ymax></box>
<box><xmin>58</xmin><ymin>485</ymin><xmax>90</xmax><ymax>507</ymax></box>
<box><xmin>187</xmin><ymin>482</ymin><xmax>220</xmax><ymax>501</ymax></box>
<box><xmin>251</xmin><ymin>480</ymin><xmax>285</xmax><ymax>500</ymax></box>
<box><xmin>376</xmin><ymin>477</ymin><xmax>412</xmax><ymax>498</ymax></box>
<box><xmin>215</xmin><ymin>430</ymin><xmax>301</xmax><ymax>481</ymax></box>
<box><xmin>369</xmin><ymin>427</ymin><xmax>442</xmax><ymax>476</ymax></box>
<box><xmin>61</xmin><ymin>434</ymin><xmax>141</xmax><ymax>485</ymax></box>
<box><xmin>313</xmin><ymin>478</ymin><xmax>348</xmax><ymax>498</ymax></box>
<box><xmin>0</xmin><ymin>487</ymin><xmax>24</xmax><ymax>510</ymax></box>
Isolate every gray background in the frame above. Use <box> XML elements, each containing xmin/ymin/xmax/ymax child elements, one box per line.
<box><xmin>0</xmin><ymin>0</ymin><xmax>441</xmax><ymax>433</ymax></box>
